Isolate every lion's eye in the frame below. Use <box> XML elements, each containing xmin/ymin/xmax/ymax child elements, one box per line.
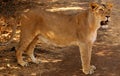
<box><xmin>99</xmin><ymin>9</ymin><xmax>104</xmax><ymax>11</ymax></box>
<box><xmin>99</xmin><ymin>8</ymin><xmax>104</xmax><ymax>14</ymax></box>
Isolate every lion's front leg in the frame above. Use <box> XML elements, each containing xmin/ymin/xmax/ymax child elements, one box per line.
<box><xmin>79</xmin><ymin>42</ymin><xmax>96</xmax><ymax>74</ymax></box>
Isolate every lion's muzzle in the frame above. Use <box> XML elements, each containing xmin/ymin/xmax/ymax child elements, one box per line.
<box><xmin>100</xmin><ymin>16</ymin><xmax>111</xmax><ymax>29</ymax></box>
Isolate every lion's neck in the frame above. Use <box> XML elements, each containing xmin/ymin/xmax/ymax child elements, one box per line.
<box><xmin>87</xmin><ymin>9</ymin><xmax>101</xmax><ymax>29</ymax></box>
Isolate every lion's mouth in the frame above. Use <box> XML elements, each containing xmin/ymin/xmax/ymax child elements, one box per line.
<box><xmin>100</xmin><ymin>20</ymin><xmax>109</xmax><ymax>29</ymax></box>
<box><xmin>100</xmin><ymin>20</ymin><xmax>109</xmax><ymax>25</ymax></box>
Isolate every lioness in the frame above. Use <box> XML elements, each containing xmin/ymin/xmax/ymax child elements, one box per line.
<box><xmin>16</xmin><ymin>2</ymin><xmax>113</xmax><ymax>74</ymax></box>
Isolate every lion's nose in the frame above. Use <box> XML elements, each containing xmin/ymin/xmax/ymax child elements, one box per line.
<box><xmin>106</xmin><ymin>16</ymin><xmax>110</xmax><ymax>18</ymax></box>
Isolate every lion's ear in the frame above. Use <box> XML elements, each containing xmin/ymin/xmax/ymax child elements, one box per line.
<box><xmin>106</xmin><ymin>3</ymin><xmax>113</xmax><ymax>8</ymax></box>
<box><xmin>90</xmin><ymin>2</ymin><xmax>99</xmax><ymax>10</ymax></box>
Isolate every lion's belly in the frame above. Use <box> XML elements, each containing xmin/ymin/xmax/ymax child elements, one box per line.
<box><xmin>37</xmin><ymin>19</ymin><xmax>78</xmax><ymax>46</ymax></box>
<box><xmin>38</xmin><ymin>30</ymin><xmax>78</xmax><ymax>46</ymax></box>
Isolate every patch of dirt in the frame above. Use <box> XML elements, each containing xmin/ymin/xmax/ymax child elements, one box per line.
<box><xmin>0</xmin><ymin>0</ymin><xmax>120</xmax><ymax>76</ymax></box>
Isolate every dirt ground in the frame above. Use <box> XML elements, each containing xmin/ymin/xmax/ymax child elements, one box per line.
<box><xmin>0</xmin><ymin>0</ymin><xmax>120</xmax><ymax>76</ymax></box>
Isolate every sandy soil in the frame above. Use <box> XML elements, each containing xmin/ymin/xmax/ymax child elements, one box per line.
<box><xmin>0</xmin><ymin>0</ymin><xmax>120</xmax><ymax>76</ymax></box>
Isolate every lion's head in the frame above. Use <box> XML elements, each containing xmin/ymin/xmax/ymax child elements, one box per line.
<box><xmin>90</xmin><ymin>2</ymin><xmax>113</xmax><ymax>28</ymax></box>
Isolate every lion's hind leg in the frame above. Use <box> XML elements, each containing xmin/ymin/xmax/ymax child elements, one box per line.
<box><xmin>26</xmin><ymin>35</ymin><xmax>39</xmax><ymax>64</ymax></box>
<box><xmin>16</xmin><ymin>35</ymin><xmax>35</xmax><ymax>66</ymax></box>
<box><xmin>16</xmin><ymin>40</ymin><xmax>31</xmax><ymax>66</ymax></box>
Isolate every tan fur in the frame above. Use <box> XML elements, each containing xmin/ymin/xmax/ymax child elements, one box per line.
<box><xmin>16</xmin><ymin>2</ymin><xmax>112</xmax><ymax>74</ymax></box>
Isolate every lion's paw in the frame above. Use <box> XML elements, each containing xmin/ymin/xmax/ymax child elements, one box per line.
<box><xmin>89</xmin><ymin>65</ymin><xmax>96</xmax><ymax>74</ymax></box>
<box><xmin>18</xmin><ymin>61</ymin><xmax>28</xmax><ymax>67</ymax></box>
<box><xmin>83</xmin><ymin>65</ymin><xmax>96</xmax><ymax>75</ymax></box>
<box><xmin>32</xmin><ymin>58</ymin><xmax>40</xmax><ymax>64</ymax></box>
